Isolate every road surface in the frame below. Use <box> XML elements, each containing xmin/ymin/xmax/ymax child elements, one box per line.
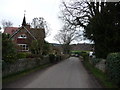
<box><xmin>3</xmin><ymin>57</ymin><xmax>102</xmax><ymax>88</ymax></box>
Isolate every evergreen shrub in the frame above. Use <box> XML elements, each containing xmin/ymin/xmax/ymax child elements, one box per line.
<box><xmin>106</xmin><ymin>53</ymin><xmax>120</xmax><ymax>86</ymax></box>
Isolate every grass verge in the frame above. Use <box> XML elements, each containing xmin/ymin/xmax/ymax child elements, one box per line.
<box><xmin>3</xmin><ymin>63</ymin><xmax>53</xmax><ymax>84</ymax></box>
<box><xmin>83</xmin><ymin>60</ymin><xmax>118</xmax><ymax>88</ymax></box>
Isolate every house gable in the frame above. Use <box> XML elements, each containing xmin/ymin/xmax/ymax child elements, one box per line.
<box><xmin>4</xmin><ymin>15</ymin><xmax>45</xmax><ymax>52</ymax></box>
<box><xmin>9</xmin><ymin>26</ymin><xmax>37</xmax><ymax>41</ymax></box>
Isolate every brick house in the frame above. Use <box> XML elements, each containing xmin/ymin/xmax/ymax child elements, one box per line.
<box><xmin>51</xmin><ymin>43</ymin><xmax>93</xmax><ymax>54</ymax></box>
<box><xmin>4</xmin><ymin>16</ymin><xmax>45</xmax><ymax>52</ymax></box>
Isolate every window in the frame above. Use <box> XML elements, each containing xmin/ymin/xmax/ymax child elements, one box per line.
<box><xmin>18</xmin><ymin>34</ymin><xmax>27</xmax><ymax>39</ymax></box>
<box><xmin>18</xmin><ymin>44</ymin><xmax>29</xmax><ymax>51</ymax></box>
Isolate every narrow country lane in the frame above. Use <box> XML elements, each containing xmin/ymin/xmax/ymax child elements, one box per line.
<box><xmin>3</xmin><ymin>57</ymin><xmax>102</xmax><ymax>88</ymax></box>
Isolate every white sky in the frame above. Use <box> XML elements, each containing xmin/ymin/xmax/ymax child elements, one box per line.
<box><xmin>0</xmin><ymin>0</ymin><xmax>91</xmax><ymax>44</ymax></box>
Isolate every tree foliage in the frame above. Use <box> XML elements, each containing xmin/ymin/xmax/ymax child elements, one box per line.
<box><xmin>2</xmin><ymin>33</ymin><xmax>17</xmax><ymax>63</ymax></box>
<box><xmin>29</xmin><ymin>40</ymin><xmax>43</xmax><ymax>55</ymax></box>
<box><xmin>85</xmin><ymin>2</ymin><xmax>120</xmax><ymax>58</ymax></box>
<box><xmin>42</xmin><ymin>41</ymin><xmax>51</xmax><ymax>55</ymax></box>
<box><xmin>29</xmin><ymin>40</ymin><xmax>51</xmax><ymax>55</ymax></box>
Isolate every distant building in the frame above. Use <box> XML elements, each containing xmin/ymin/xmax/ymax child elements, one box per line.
<box><xmin>70</xmin><ymin>43</ymin><xmax>93</xmax><ymax>51</ymax></box>
<box><xmin>4</xmin><ymin>15</ymin><xmax>45</xmax><ymax>52</ymax></box>
<box><xmin>50</xmin><ymin>43</ymin><xmax>93</xmax><ymax>54</ymax></box>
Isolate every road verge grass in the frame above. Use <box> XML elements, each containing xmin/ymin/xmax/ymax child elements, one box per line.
<box><xmin>83</xmin><ymin>60</ymin><xmax>118</xmax><ymax>88</ymax></box>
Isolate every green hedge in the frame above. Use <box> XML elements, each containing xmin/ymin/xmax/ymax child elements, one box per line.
<box><xmin>49</xmin><ymin>54</ymin><xmax>56</xmax><ymax>63</ymax></box>
<box><xmin>106</xmin><ymin>53</ymin><xmax>120</xmax><ymax>86</ymax></box>
<box><xmin>17</xmin><ymin>52</ymin><xmax>28</xmax><ymax>59</ymax></box>
<box><xmin>17</xmin><ymin>52</ymin><xmax>42</xmax><ymax>59</ymax></box>
<box><xmin>81</xmin><ymin>52</ymin><xmax>89</xmax><ymax>61</ymax></box>
<box><xmin>3</xmin><ymin>53</ymin><xmax>17</xmax><ymax>63</ymax></box>
<box><xmin>49</xmin><ymin>54</ymin><xmax>69</xmax><ymax>63</ymax></box>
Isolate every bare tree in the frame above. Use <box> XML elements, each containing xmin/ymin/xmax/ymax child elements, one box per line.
<box><xmin>54</xmin><ymin>23</ymin><xmax>81</xmax><ymax>54</ymax></box>
<box><xmin>31</xmin><ymin>17</ymin><xmax>51</xmax><ymax>37</ymax></box>
<box><xmin>59</xmin><ymin>0</ymin><xmax>107</xmax><ymax>33</ymax></box>
<box><xmin>0</xmin><ymin>27</ymin><xmax>1</xmax><ymax>33</ymax></box>
<box><xmin>59</xmin><ymin>0</ymin><xmax>89</xmax><ymax>28</ymax></box>
<box><xmin>55</xmin><ymin>26</ymin><xmax>81</xmax><ymax>44</ymax></box>
<box><xmin>56</xmin><ymin>0</ymin><xmax>90</xmax><ymax>46</ymax></box>
<box><xmin>1</xmin><ymin>19</ymin><xmax>13</xmax><ymax>29</ymax></box>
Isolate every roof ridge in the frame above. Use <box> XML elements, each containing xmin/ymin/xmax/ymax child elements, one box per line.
<box><xmin>9</xmin><ymin>26</ymin><xmax>37</xmax><ymax>41</ymax></box>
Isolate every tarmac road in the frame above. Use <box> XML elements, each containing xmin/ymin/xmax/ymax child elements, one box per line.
<box><xmin>3</xmin><ymin>57</ymin><xmax>102</xmax><ymax>88</ymax></box>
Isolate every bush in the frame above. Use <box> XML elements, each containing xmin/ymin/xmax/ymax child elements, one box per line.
<box><xmin>49</xmin><ymin>54</ymin><xmax>55</xmax><ymax>63</ymax></box>
<box><xmin>56</xmin><ymin>55</ymin><xmax>61</xmax><ymax>62</ymax></box>
<box><xmin>81</xmin><ymin>52</ymin><xmax>89</xmax><ymax>61</ymax></box>
<box><xmin>26</xmin><ymin>53</ymin><xmax>43</xmax><ymax>59</ymax></box>
<box><xmin>26</xmin><ymin>54</ymin><xmax>35</xmax><ymax>58</ymax></box>
<box><xmin>61</xmin><ymin>54</ymin><xmax>69</xmax><ymax>60</ymax></box>
<box><xmin>2</xmin><ymin>33</ymin><xmax>17</xmax><ymax>63</ymax></box>
<box><xmin>106</xmin><ymin>53</ymin><xmax>120</xmax><ymax>86</ymax></box>
<box><xmin>3</xmin><ymin>53</ymin><xmax>17</xmax><ymax>63</ymax></box>
<box><xmin>17</xmin><ymin>52</ymin><xmax>28</xmax><ymax>59</ymax></box>
<box><xmin>90</xmin><ymin>58</ymin><xmax>102</xmax><ymax>65</ymax></box>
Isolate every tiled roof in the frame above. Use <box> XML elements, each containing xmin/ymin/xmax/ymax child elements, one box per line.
<box><xmin>29</xmin><ymin>28</ymin><xmax>45</xmax><ymax>39</ymax></box>
<box><xmin>4</xmin><ymin>27</ymin><xmax>18</xmax><ymax>35</ymax></box>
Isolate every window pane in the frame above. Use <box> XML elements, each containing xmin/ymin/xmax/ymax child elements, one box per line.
<box><xmin>23</xmin><ymin>45</ymin><xmax>25</xmax><ymax>47</ymax></box>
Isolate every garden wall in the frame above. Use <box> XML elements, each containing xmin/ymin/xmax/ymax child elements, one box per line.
<box><xmin>2</xmin><ymin>56</ymin><xmax>49</xmax><ymax>77</ymax></box>
<box><xmin>89</xmin><ymin>58</ymin><xmax>106</xmax><ymax>72</ymax></box>
<box><xmin>95</xmin><ymin>59</ymin><xmax>106</xmax><ymax>72</ymax></box>
<box><xmin>2</xmin><ymin>54</ymin><xmax>69</xmax><ymax>77</ymax></box>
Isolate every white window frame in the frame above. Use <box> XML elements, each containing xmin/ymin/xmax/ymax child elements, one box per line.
<box><xmin>18</xmin><ymin>44</ymin><xmax>29</xmax><ymax>51</ymax></box>
<box><xmin>18</xmin><ymin>34</ymin><xmax>27</xmax><ymax>39</ymax></box>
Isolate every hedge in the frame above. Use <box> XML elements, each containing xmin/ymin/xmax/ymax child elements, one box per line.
<box><xmin>81</xmin><ymin>52</ymin><xmax>89</xmax><ymax>61</ymax></box>
<box><xmin>106</xmin><ymin>53</ymin><xmax>120</xmax><ymax>86</ymax></box>
<box><xmin>49</xmin><ymin>54</ymin><xmax>55</xmax><ymax>63</ymax></box>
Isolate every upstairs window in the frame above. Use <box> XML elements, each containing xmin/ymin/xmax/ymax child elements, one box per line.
<box><xmin>18</xmin><ymin>34</ymin><xmax>27</xmax><ymax>39</ymax></box>
<box><xmin>18</xmin><ymin>44</ymin><xmax>29</xmax><ymax>51</ymax></box>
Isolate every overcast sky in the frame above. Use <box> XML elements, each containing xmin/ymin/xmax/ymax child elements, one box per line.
<box><xmin>0</xmin><ymin>0</ymin><xmax>91</xmax><ymax>44</ymax></box>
